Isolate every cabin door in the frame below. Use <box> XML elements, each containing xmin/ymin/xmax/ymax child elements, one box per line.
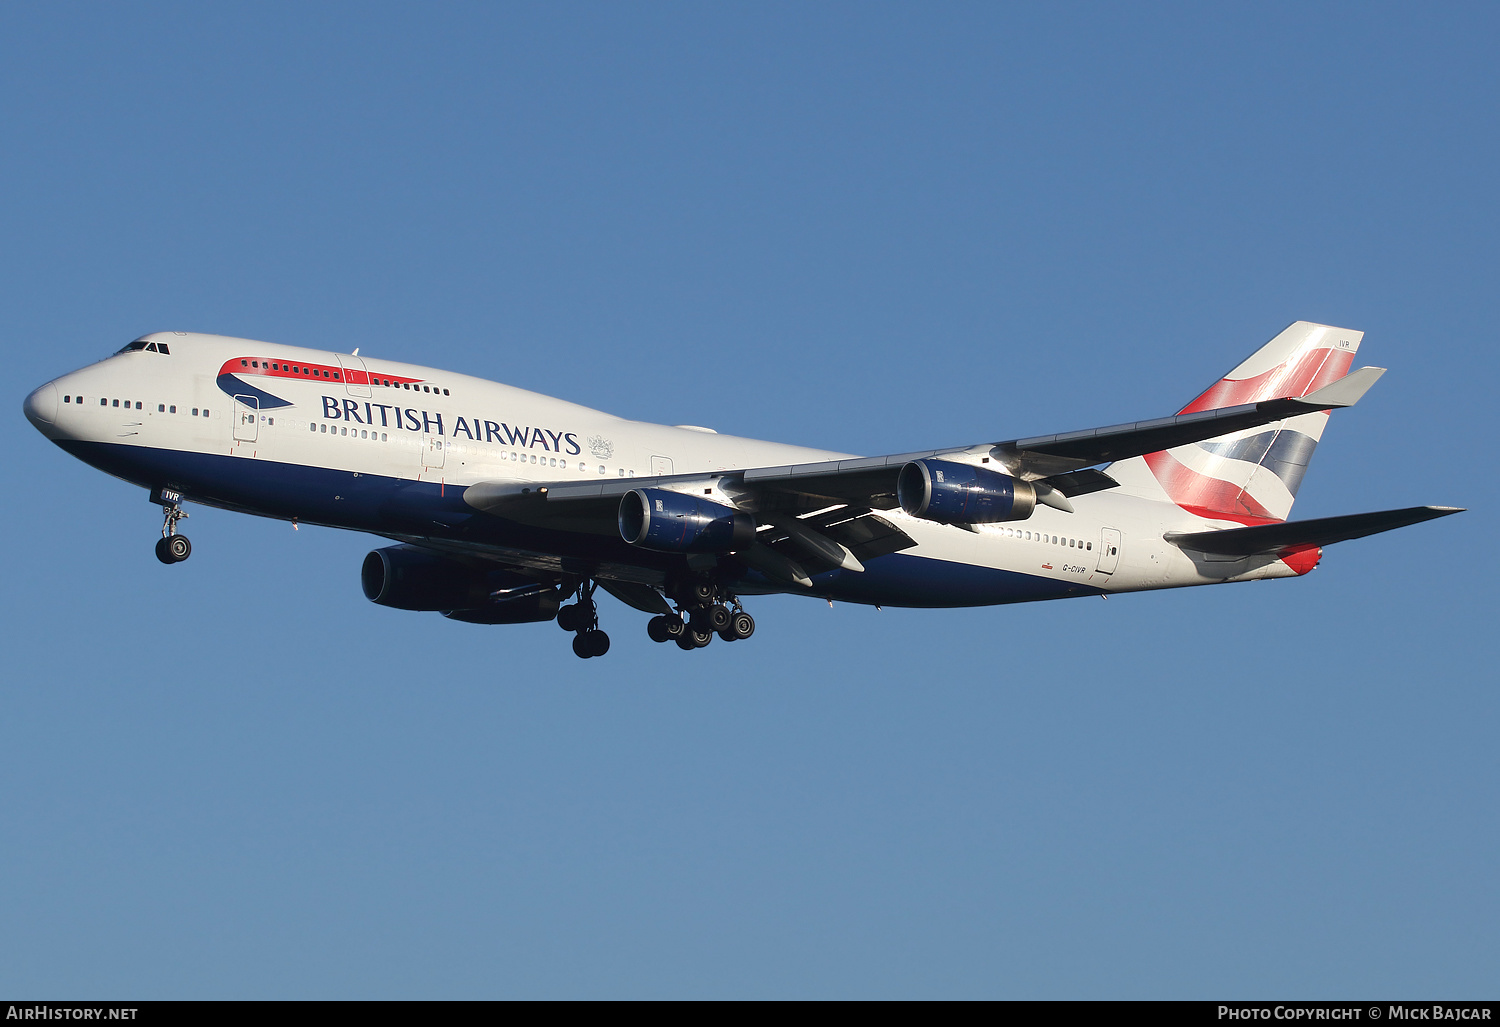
<box><xmin>1096</xmin><ymin>528</ymin><xmax>1121</xmax><ymax>574</ymax></box>
<box><xmin>233</xmin><ymin>395</ymin><xmax>259</xmax><ymax>442</ymax></box>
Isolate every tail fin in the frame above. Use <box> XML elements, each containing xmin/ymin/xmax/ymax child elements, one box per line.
<box><xmin>1107</xmin><ymin>322</ymin><xmax>1363</xmax><ymax>523</ymax></box>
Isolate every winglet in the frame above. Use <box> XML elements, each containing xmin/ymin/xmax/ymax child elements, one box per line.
<box><xmin>1293</xmin><ymin>366</ymin><xmax>1385</xmax><ymax>410</ymax></box>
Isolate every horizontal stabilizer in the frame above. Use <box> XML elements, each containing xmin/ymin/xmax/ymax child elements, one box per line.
<box><xmin>1165</xmin><ymin>505</ymin><xmax>1463</xmax><ymax>556</ymax></box>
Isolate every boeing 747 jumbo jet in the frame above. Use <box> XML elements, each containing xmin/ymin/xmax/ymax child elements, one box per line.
<box><xmin>24</xmin><ymin>322</ymin><xmax>1461</xmax><ymax>658</ymax></box>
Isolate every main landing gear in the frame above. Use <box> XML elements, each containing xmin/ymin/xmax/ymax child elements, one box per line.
<box><xmin>153</xmin><ymin>490</ymin><xmax>191</xmax><ymax>565</ymax></box>
<box><xmin>646</xmin><ymin>578</ymin><xmax>755</xmax><ymax>652</ymax></box>
<box><xmin>557</xmin><ymin>579</ymin><xmax>610</xmax><ymax>659</ymax></box>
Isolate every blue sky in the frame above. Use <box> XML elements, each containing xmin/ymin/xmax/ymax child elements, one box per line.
<box><xmin>2</xmin><ymin>2</ymin><xmax>1494</xmax><ymax>998</ymax></box>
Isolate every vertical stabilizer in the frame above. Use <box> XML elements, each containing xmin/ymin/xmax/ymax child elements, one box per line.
<box><xmin>1107</xmin><ymin>322</ymin><xmax>1363</xmax><ymax>523</ymax></box>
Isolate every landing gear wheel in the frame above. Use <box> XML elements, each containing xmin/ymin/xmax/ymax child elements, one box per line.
<box><xmin>705</xmin><ymin>604</ymin><xmax>732</xmax><ymax>632</ymax></box>
<box><xmin>557</xmin><ymin>604</ymin><xmax>584</xmax><ymax>632</ymax></box>
<box><xmin>572</xmin><ymin>630</ymin><xmax>611</xmax><ymax>659</ymax></box>
<box><xmin>155</xmin><ymin>535</ymin><xmax>191</xmax><ymax>564</ymax></box>
<box><xmin>675</xmin><ymin>636</ymin><xmax>697</xmax><ymax>651</ymax></box>
<box><xmin>690</xmin><ymin>627</ymin><xmax>713</xmax><ymax>649</ymax></box>
<box><xmin>690</xmin><ymin>581</ymin><xmax>715</xmax><ymax>605</ymax></box>
<box><xmin>729</xmin><ymin>611</ymin><xmax>755</xmax><ymax>640</ymax></box>
<box><xmin>647</xmin><ymin>615</ymin><xmax>684</xmax><ymax>643</ymax></box>
<box><xmin>586</xmin><ymin>630</ymin><xmax>610</xmax><ymax>657</ymax></box>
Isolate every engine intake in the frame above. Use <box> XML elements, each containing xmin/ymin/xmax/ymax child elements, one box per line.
<box><xmin>619</xmin><ymin>488</ymin><xmax>755</xmax><ymax>553</ymax></box>
<box><xmin>897</xmin><ymin>459</ymin><xmax>1037</xmax><ymax>525</ymax></box>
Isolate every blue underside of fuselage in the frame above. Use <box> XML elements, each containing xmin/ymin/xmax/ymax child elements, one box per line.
<box><xmin>57</xmin><ymin>440</ymin><xmax>1102</xmax><ymax>609</ymax></box>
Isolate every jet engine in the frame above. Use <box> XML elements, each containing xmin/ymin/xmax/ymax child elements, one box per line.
<box><xmin>897</xmin><ymin>459</ymin><xmax>1037</xmax><ymax>525</ymax></box>
<box><xmin>362</xmin><ymin>545</ymin><xmax>509</xmax><ymax>611</ymax></box>
<box><xmin>618</xmin><ymin>487</ymin><xmax>755</xmax><ymax>553</ymax></box>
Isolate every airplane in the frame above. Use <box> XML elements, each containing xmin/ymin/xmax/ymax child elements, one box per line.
<box><xmin>23</xmin><ymin>321</ymin><xmax>1461</xmax><ymax>658</ymax></box>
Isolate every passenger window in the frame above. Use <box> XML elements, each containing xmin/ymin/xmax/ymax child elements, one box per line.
<box><xmin>192</xmin><ymin>408</ymin><xmax>198</xmax><ymax>416</ymax></box>
<box><xmin>268</xmin><ymin>417</ymin><xmax>274</xmax><ymax>425</ymax></box>
<box><xmin>1087</xmin><ymin>542</ymin><xmax>1092</xmax><ymax>550</ymax></box>
<box><xmin>241</xmin><ymin>360</ymin><xmax>248</xmax><ymax>367</ymax></box>
<box><xmin>169</xmin><ymin>405</ymin><xmax>176</xmax><ymax>413</ymax></box>
<box><xmin>320</xmin><ymin>424</ymin><xmax>327</xmax><ymax>433</ymax></box>
<box><xmin>158</xmin><ymin>404</ymin><xmax>164</xmax><ymax>412</ymax></box>
<box><xmin>443</xmin><ymin>389</ymin><xmax>449</xmax><ymax>396</ymax></box>
<box><xmin>341</xmin><ymin>426</ymin><xmax>347</xmax><ymax>436</ymax></box>
<box><xmin>113</xmin><ymin>399</ymin><xmax>119</xmax><ymax>407</ymax></box>
<box><xmin>381</xmin><ymin>433</ymin><xmax>387</xmax><ymax>441</ymax></box>
<box><xmin>333</xmin><ymin>373</ymin><xmax>340</xmax><ymax>380</ymax></box>
<box><xmin>100</xmin><ymin>398</ymin><xmax>106</xmax><ymax>406</ymax></box>
<box><xmin>309</xmin><ymin>423</ymin><xmax>316</xmax><ymax>431</ymax></box>
<box><xmin>64</xmin><ymin>395</ymin><xmax>71</xmax><ymax>403</ymax></box>
<box><xmin>136</xmin><ymin>402</ymin><xmax>142</xmax><ymax>409</ymax></box>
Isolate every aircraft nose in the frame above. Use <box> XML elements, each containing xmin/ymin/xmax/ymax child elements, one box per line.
<box><xmin>24</xmin><ymin>382</ymin><xmax>58</xmax><ymax>426</ymax></box>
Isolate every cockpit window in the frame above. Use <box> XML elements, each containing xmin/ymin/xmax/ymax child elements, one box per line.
<box><xmin>114</xmin><ymin>340</ymin><xmax>169</xmax><ymax>355</ymax></box>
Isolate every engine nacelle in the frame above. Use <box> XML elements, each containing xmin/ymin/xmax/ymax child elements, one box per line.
<box><xmin>443</xmin><ymin>591</ymin><xmax>561</xmax><ymax>624</ymax></box>
<box><xmin>618</xmin><ymin>487</ymin><xmax>755</xmax><ymax>553</ymax></box>
<box><xmin>897</xmin><ymin>459</ymin><xmax>1037</xmax><ymax>525</ymax></box>
<box><xmin>361</xmin><ymin>545</ymin><xmax>499</xmax><ymax>611</ymax></box>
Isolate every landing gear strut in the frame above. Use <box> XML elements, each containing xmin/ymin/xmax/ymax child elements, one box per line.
<box><xmin>152</xmin><ymin>489</ymin><xmax>191</xmax><ymax>565</ymax></box>
<box><xmin>558</xmin><ymin>579</ymin><xmax>610</xmax><ymax>659</ymax></box>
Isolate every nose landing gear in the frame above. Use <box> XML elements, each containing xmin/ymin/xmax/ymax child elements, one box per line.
<box><xmin>557</xmin><ymin>579</ymin><xmax>610</xmax><ymax>659</ymax></box>
<box><xmin>152</xmin><ymin>488</ymin><xmax>191</xmax><ymax>565</ymax></box>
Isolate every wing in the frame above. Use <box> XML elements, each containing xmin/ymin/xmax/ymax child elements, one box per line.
<box><xmin>463</xmin><ymin>365</ymin><xmax>1386</xmax><ymax>521</ymax></box>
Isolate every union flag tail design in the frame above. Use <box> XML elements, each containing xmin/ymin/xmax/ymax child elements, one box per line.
<box><xmin>1108</xmin><ymin>322</ymin><xmax>1363</xmax><ymax>524</ymax></box>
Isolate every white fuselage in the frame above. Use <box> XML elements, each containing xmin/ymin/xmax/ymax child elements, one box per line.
<box><xmin>25</xmin><ymin>332</ymin><xmax>1308</xmax><ymax>608</ymax></box>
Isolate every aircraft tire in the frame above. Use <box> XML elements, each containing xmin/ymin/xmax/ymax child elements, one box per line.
<box><xmin>571</xmin><ymin>633</ymin><xmax>593</xmax><ymax>659</ymax></box>
<box><xmin>690</xmin><ymin>628</ymin><xmax>713</xmax><ymax>649</ymax></box>
<box><xmin>586</xmin><ymin>630</ymin><xmax>610</xmax><ymax>657</ymax></box>
<box><xmin>674</xmin><ymin>635</ymin><xmax>697</xmax><ymax>651</ymax></box>
<box><xmin>706</xmin><ymin>604</ymin><xmax>732</xmax><ymax>632</ymax></box>
<box><xmin>729</xmin><ymin>612</ymin><xmax>755</xmax><ymax>640</ymax></box>
<box><xmin>156</xmin><ymin>535</ymin><xmax>191</xmax><ymax>564</ymax></box>
<box><xmin>557</xmin><ymin>604</ymin><xmax>583</xmax><ymax>632</ymax></box>
<box><xmin>646</xmin><ymin>616</ymin><xmax>673</xmax><ymax>643</ymax></box>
